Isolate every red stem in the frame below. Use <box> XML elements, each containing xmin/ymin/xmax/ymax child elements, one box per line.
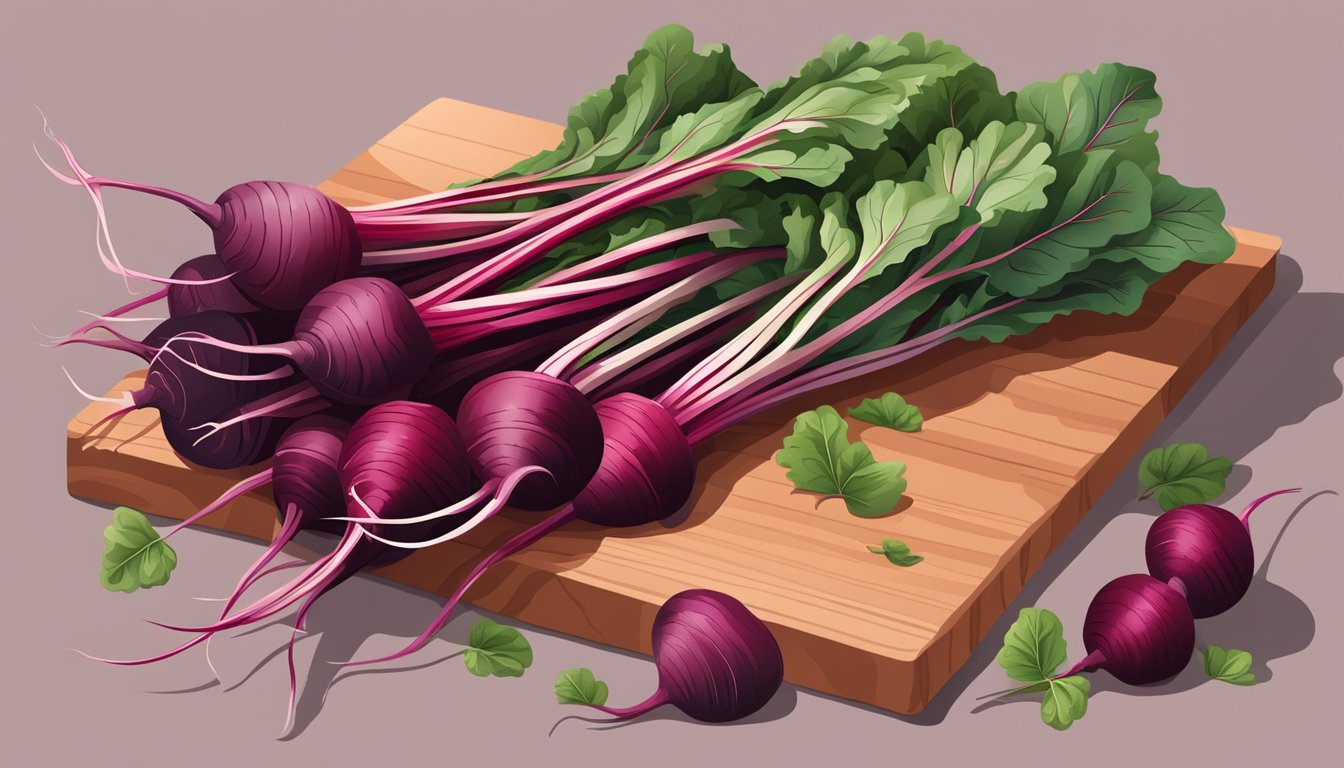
<box><xmin>66</xmin><ymin>288</ymin><xmax>168</xmax><ymax>338</ymax></box>
<box><xmin>82</xmin><ymin>176</ymin><xmax>222</xmax><ymax>228</ymax></box>
<box><xmin>1057</xmin><ymin>649</ymin><xmax>1106</xmax><ymax>679</ymax></box>
<box><xmin>218</xmin><ymin>506</ymin><xmax>303</xmax><ymax>617</ymax></box>
<box><xmin>336</xmin><ymin>506</ymin><xmax>577</xmax><ymax>668</ymax></box>
<box><xmin>1240</xmin><ymin>488</ymin><xmax>1302</xmax><ymax>531</ymax></box>
<box><xmin>585</xmin><ymin>689</ymin><xmax>673</xmax><ymax>721</ymax></box>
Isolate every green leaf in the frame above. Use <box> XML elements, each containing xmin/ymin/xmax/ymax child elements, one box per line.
<box><xmin>1041</xmin><ymin>676</ymin><xmax>1091</xmax><ymax>730</ymax></box>
<box><xmin>853</xmin><ymin>180</ymin><xmax>962</xmax><ymax>282</ymax></box>
<box><xmin>980</xmin><ymin>153</ymin><xmax>1154</xmax><ymax>297</ymax></box>
<box><xmin>849</xmin><ymin>392</ymin><xmax>923</xmax><ymax>432</ymax></box>
<box><xmin>463</xmin><ymin>618</ymin><xmax>534</xmax><ymax>678</ymax></box>
<box><xmin>735</xmin><ymin>142</ymin><xmax>854</xmax><ymax>187</ymax></box>
<box><xmin>1016</xmin><ymin>64</ymin><xmax>1161</xmax><ymax>159</ymax></box>
<box><xmin>100</xmin><ymin>506</ymin><xmax>177</xmax><ymax>593</ymax></box>
<box><xmin>1138</xmin><ymin>443</ymin><xmax>1233</xmax><ymax>510</ymax></box>
<box><xmin>996</xmin><ymin>607</ymin><xmax>1069</xmax><ymax>682</ymax></box>
<box><xmin>782</xmin><ymin>201</ymin><xmax>821</xmax><ymax>273</ymax></box>
<box><xmin>654</xmin><ymin>90</ymin><xmax>767</xmax><ymax>163</ymax></box>
<box><xmin>495</xmin><ymin>25</ymin><xmax>757</xmax><ymax>182</ymax></box>
<box><xmin>555</xmin><ymin>667</ymin><xmax>610</xmax><ymax>705</ymax></box>
<box><xmin>775</xmin><ymin>405</ymin><xmax>907</xmax><ymax>518</ymax></box>
<box><xmin>866</xmin><ymin>539</ymin><xmax>924</xmax><ymax>567</ymax></box>
<box><xmin>1097</xmin><ymin>174</ymin><xmax>1237</xmax><ymax>272</ymax></box>
<box><xmin>886</xmin><ymin>63</ymin><xmax>1014</xmax><ymax>162</ymax></box>
<box><xmin>921</xmin><ymin>121</ymin><xmax>1057</xmax><ymax>226</ymax></box>
<box><xmin>1203</xmin><ymin>645</ymin><xmax>1256</xmax><ymax>686</ymax></box>
<box><xmin>954</xmin><ymin>259</ymin><xmax>1161</xmax><ymax>344</ymax></box>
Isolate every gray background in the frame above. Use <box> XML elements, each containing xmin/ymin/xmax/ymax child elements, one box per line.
<box><xmin>2</xmin><ymin>0</ymin><xmax>1341</xmax><ymax>765</ymax></box>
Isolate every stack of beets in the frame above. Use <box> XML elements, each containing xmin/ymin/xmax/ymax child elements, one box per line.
<box><xmin>48</xmin><ymin>24</ymin><xmax>1237</xmax><ymax>730</ymax></box>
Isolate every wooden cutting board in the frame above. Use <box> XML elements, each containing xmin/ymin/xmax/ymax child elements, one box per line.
<box><xmin>66</xmin><ymin>98</ymin><xmax>1280</xmax><ymax>715</ymax></box>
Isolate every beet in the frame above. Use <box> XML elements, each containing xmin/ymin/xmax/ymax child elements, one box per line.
<box><xmin>586</xmin><ymin>589</ymin><xmax>783</xmax><ymax>723</ymax></box>
<box><xmin>571</xmin><ymin>394</ymin><xmax>695</xmax><ymax>527</ymax></box>
<box><xmin>135</xmin><ymin>312</ymin><xmax>289</xmax><ymax>468</ymax></box>
<box><xmin>1145</xmin><ymin>489</ymin><xmax>1300</xmax><ymax>617</ymax></box>
<box><xmin>455</xmin><ymin>371</ymin><xmax>604</xmax><ymax>510</ymax></box>
<box><xmin>1073</xmin><ymin>573</ymin><xmax>1195</xmax><ymax>685</ymax></box>
<box><xmin>166</xmin><ymin>254</ymin><xmax>260</xmax><ymax>316</ymax></box>
<box><xmin>211</xmin><ymin>181</ymin><xmax>360</xmax><ymax>311</ymax></box>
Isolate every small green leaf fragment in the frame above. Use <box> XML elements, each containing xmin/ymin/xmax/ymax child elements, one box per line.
<box><xmin>555</xmin><ymin>667</ymin><xmax>610</xmax><ymax>705</ymax></box>
<box><xmin>1138</xmin><ymin>442</ymin><xmax>1233</xmax><ymax>510</ymax></box>
<box><xmin>867</xmin><ymin>539</ymin><xmax>923</xmax><ymax>567</ymax></box>
<box><xmin>849</xmin><ymin>392</ymin><xmax>924</xmax><ymax>432</ymax></box>
<box><xmin>996</xmin><ymin>607</ymin><xmax>1068</xmax><ymax>682</ymax></box>
<box><xmin>463</xmin><ymin>619</ymin><xmax>534</xmax><ymax>678</ymax></box>
<box><xmin>775</xmin><ymin>405</ymin><xmax>907</xmax><ymax>518</ymax></box>
<box><xmin>1203</xmin><ymin>644</ymin><xmax>1256</xmax><ymax>686</ymax></box>
<box><xmin>1041</xmin><ymin>676</ymin><xmax>1090</xmax><ymax>730</ymax></box>
<box><xmin>100</xmin><ymin>506</ymin><xmax>177</xmax><ymax>593</ymax></box>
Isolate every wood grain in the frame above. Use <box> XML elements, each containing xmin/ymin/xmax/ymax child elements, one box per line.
<box><xmin>67</xmin><ymin>97</ymin><xmax>1280</xmax><ymax>715</ymax></box>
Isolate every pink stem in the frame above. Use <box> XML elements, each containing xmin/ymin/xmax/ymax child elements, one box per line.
<box><xmin>1057</xmin><ymin>649</ymin><xmax>1106</xmax><ymax>680</ymax></box>
<box><xmin>588</xmin><ymin>311</ymin><xmax>755</xmax><ymax>401</ymax></box>
<box><xmin>153</xmin><ymin>528</ymin><xmax>361</xmax><ymax>634</ymax></box>
<box><xmin>572</xmin><ymin>273</ymin><xmax>797</xmax><ymax>395</ymax></box>
<box><xmin>530</xmin><ymin>219</ymin><xmax>738</xmax><ymax>288</ymax></box>
<box><xmin>162</xmin><ymin>469</ymin><xmax>272</xmax><ymax>541</ymax></box>
<box><xmin>1240</xmin><ymin>488</ymin><xmax>1302</xmax><ymax>530</ymax></box>
<box><xmin>66</xmin><ymin>288</ymin><xmax>168</xmax><ymax>338</ymax></box>
<box><xmin>418</xmin><ymin>160</ymin><xmax>732</xmax><ymax>305</ymax></box>
<box><xmin>539</xmin><ymin>250</ymin><xmax>776</xmax><ymax>381</ymax></box>
<box><xmin>188</xmin><ymin>382</ymin><xmax>326</xmax><ymax>446</ymax></box>
<box><xmin>349</xmin><ymin>171</ymin><xmax>630</xmax><ymax>217</ymax></box>
<box><xmin>336</xmin><ymin>506</ymin><xmax>576</xmax><ymax>668</ymax></box>
<box><xmin>584</xmin><ymin>689</ymin><xmax>673</xmax><ymax>721</ymax></box>
<box><xmin>217</xmin><ymin>507</ymin><xmax>304</xmax><ymax>616</ymax></box>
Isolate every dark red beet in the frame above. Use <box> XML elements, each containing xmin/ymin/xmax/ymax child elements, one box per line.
<box><xmin>272</xmin><ymin>415</ymin><xmax>350</xmax><ymax>537</ymax></box>
<box><xmin>1079</xmin><ymin>574</ymin><xmax>1194</xmax><ymax>685</ymax></box>
<box><xmin>152</xmin><ymin>278</ymin><xmax>431</xmax><ymax>406</ymax></box>
<box><xmin>572</xmin><ymin>394</ymin><xmax>695</xmax><ymax>526</ymax></box>
<box><xmin>334</xmin><ymin>393</ymin><xmax>698</xmax><ymax>669</ymax></box>
<box><xmin>97</xmin><ymin>403</ymin><xmax>477</xmax><ymax>673</ymax></box>
<box><xmin>281</xmin><ymin>277</ymin><xmax>433</xmax><ymax>405</ymax></box>
<box><xmin>204</xmin><ymin>415</ymin><xmax>354</xmax><ymax>620</ymax></box>
<box><xmin>1145</xmin><ymin>489</ymin><xmax>1299</xmax><ymax>618</ymax></box>
<box><xmin>587</xmin><ymin>589</ymin><xmax>784</xmax><ymax>723</ymax></box>
<box><xmin>455</xmin><ymin>371</ymin><xmax>603</xmax><ymax>510</ymax></box>
<box><xmin>139</xmin><ymin>312</ymin><xmax>288</xmax><ymax>468</ymax></box>
<box><xmin>166</xmin><ymin>254</ymin><xmax>260</xmax><ymax>316</ymax></box>
<box><xmin>339</xmin><ymin>401</ymin><xmax>478</xmax><ymax>546</ymax></box>
<box><xmin>38</xmin><ymin>130</ymin><xmax>359</xmax><ymax>314</ymax></box>
<box><xmin>212</xmin><ymin>181</ymin><xmax>360</xmax><ymax>311</ymax></box>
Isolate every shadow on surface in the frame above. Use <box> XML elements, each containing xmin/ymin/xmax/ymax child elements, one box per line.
<box><xmin>905</xmin><ymin>255</ymin><xmax>1344</xmax><ymax>724</ymax></box>
<box><xmin>967</xmin><ymin>487</ymin><xmax>1331</xmax><ymax>721</ymax></box>
<box><xmin>546</xmin><ymin>685</ymin><xmax>800</xmax><ymax>735</ymax></box>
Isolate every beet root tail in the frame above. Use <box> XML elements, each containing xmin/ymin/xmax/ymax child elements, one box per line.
<box><xmin>1239</xmin><ymin>488</ymin><xmax>1303</xmax><ymax>530</ymax></box>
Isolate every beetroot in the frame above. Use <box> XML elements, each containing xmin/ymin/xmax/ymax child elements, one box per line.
<box><xmin>166</xmin><ymin>254</ymin><xmax>261</xmax><ymax>316</ymax></box>
<box><xmin>583</xmin><ymin>589</ymin><xmax>783</xmax><ymax>723</ymax></box>
<box><xmin>1144</xmin><ymin>489</ymin><xmax>1300</xmax><ymax>617</ymax></box>
<box><xmin>159</xmin><ymin>277</ymin><xmax>434</xmax><ymax>405</ymax></box>
<box><xmin>455</xmin><ymin>371</ymin><xmax>603</xmax><ymax>510</ymax></box>
<box><xmin>1070</xmin><ymin>573</ymin><xmax>1196</xmax><ymax>685</ymax></box>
